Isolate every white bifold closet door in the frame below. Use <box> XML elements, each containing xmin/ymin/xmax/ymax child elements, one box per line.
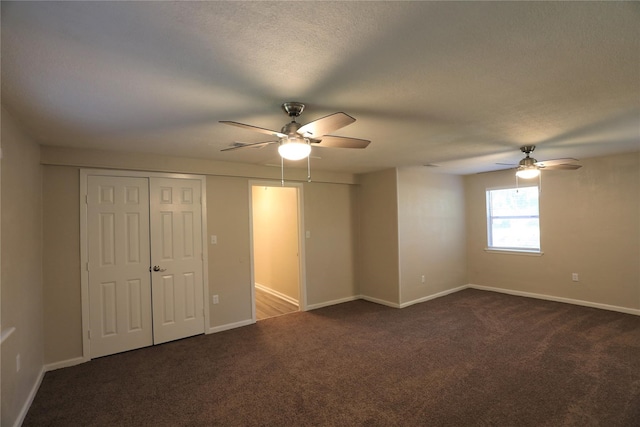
<box><xmin>87</xmin><ymin>175</ymin><xmax>204</xmax><ymax>358</ymax></box>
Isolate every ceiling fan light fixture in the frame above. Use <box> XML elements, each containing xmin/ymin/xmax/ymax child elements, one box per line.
<box><xmin>516</xmin><ymin>167</ymin><xmax>540</xmax><ymax>179</ymax></box>
<box><xmin>278</xmin><ymin>136</ymin><xmax>311</xmax><ymax>160</ymax></box>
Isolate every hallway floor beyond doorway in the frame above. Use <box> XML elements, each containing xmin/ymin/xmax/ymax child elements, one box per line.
<box><xmin>255</xmin><ymin>287</ymin><xmax>298</xmax><ymax>320</ymax></box>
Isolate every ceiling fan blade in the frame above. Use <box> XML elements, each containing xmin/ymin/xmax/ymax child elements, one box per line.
<box><xmin>220</xmin><ymin>141</ymin><xmax>278</xmax><ymax>152</ymax></box>
<box><xmin>297</xmin><ymin>112</ymin><xmax>355</xmax><ymax>138</ymax></box>
<box><xmin>315</xmin><ymin>135</ymin><xmax>371</xmax><ymax>149</ymax></box>
<box><xmin>220</xmin><ymin>121</ymin><xmax>286</xmax><ymax>139</ymax></box>
<box><xmin>534</xmin><ymin>158</ymin><xmax>578</xmax><ymax>167</ymax></box>
<box><xmin>539</xmin><ymin>163</ymin><xmax>582</xmax><ymax>170</ymax></box>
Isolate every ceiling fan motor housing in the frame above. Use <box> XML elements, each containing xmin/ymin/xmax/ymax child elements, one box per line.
<box><xmin>519</xmin><ymin>145</ymin><xmax>537</xmax><ymax>168</ymax></box>
<box><xmin>519</xmin><ymin>157</ymin><xmax>537</xmax><ymax>168</ymax></box>
<box><xmin>281</xmin><ymin>121</ymin><xmax>302</xmax><ymax>137</ymax></box>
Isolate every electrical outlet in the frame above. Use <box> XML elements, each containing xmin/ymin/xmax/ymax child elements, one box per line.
<box><xmin>421</xmin><ymin>275</ymin><xmax>426</xmax><ymax>284</ymax></box>
<box><xmin>16</xmin><ymin>354</ymin><xmax>21</xmax><ymax>372</ymax></box>
<box><xmin>210</xmin><ymin>235</ymin><xmax>217</xmax><ymax>245</ymax></box>
<box><xmin>572</xmin><ymin>273</ymin><xmax>579</xmax><ymax>282</ymax></box>
<box><xmin>212</xmin><ymin>295</ymin><xmax>219</xmax><ymax>304</ymax></box>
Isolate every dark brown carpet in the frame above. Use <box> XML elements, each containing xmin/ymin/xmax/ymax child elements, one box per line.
<box><xmin>25</xmin><ymin>289</ymin><xmax>640</xmax><ymax>426</ymax></box>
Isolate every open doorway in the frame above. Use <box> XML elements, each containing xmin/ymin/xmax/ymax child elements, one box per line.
<box><xmin>250</xmin><ymin>183</ymin><xmax>306</xmax><ymax>320</ymax></box>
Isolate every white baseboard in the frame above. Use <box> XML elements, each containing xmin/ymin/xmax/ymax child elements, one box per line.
<box><xmin>468</xmin><ymin>284</ymin><xmax>640</xmax><ymax>316</ymax></box>
<box><xmin>13</xmin><ymin>366</ymin><xmax>45</xmax><ymax>427</ymax></box>
<box><xmin>399</xmin><ymin>285</ymin><xmax>469</xmax><ymax>308</ymax></box>
<box><xmin>255</xmin><ymin>283</ymin><xmax>299</xmax><ymax>306</ymax></box>
<box><xmin>207</xmin><ymin>318</ymin><xmax>255</xmax><ymax>334</ymax></box>
<box><xmin>358</xmin><ymin>295</ymin><xmax>401</xmax><ymax>308</ymax></box>
<box><xmin>359</xmin><ymin>285</ymin><xmax>468</xmax><ymax>309</ymax></box>
<box><xmin>44</xmin><ymin>356</ymin><xmax>86</xmax><ymax>372</ymax></box>
<box><xmin>306</xmin><ymin>295</ymin><xmax>361</xmax><ymax>311</ymax></box>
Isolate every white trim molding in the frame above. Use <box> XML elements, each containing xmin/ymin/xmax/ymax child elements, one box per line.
<box><xmin>44</xmin><ymin>356</ymin><xmax>86</xmax><ymax>372</ymax></box>
<box><xmin>306</xmin><ymin>295</ymin><xmax>361</xmax><ymax>311</ymax></box>
<box><xmin>468</xmin><ymin>284</ymin><xmax>640</xmax><ymax>316</ymax></box>
<box><xmin>208</xmin><ymin>319</ymin><xmax>255</xmax><ymax>334</ymax></box>
<box><xmin>255</xmin><ymin>282</ymin><xmax>299</xmax><ymax>306</ymax></box>
<box><xmin>358</xmin><ymin>295</ymin><xmax>401</xmax><ymax>309</ymax></box>
<box><xmin>484</xmin><ymin>248</ymin><xmax>544</xmax><ymax>256</ymax></box>
<box><xmin>399</xmin><ymin>285</ymin><xmax>469</xmax><ymax>308</ymax></box>
<box><xmin>13</xmin><ymin>367</ymin><xmax>46</xmax><ymax>427</ymax></box>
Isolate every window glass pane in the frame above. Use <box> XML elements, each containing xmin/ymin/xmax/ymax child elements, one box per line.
<box><xmin>489</xmin><ymin>187</ymin><xmax>539</xmax><ymax>217</ymax></box>
<box><xmin>487</xmin><ymin>186</ymin><xmax>540</xmax><ymax>250</ymax></box>
<box><xmin>490</xmin><ymin>218</ymin><xmax>540</xmax><ymax>249</ymax></box>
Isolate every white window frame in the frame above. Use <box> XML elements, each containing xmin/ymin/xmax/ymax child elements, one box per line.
<box><xmin>485</xmin><ymin>185</ymin><xmax>543</xmax><ymax>256</ymax></box>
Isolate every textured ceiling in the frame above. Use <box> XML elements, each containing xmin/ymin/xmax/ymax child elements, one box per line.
<box><xmin>2</xmin><ymin>1</ymin><xmax>639</xmax><ymax>174</ymax></box>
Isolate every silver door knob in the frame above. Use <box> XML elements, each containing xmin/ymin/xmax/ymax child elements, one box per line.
<box><xmin>152</xmin><ymin>266</ymin><xmax>166</xmax><ymax>272</ymax></box>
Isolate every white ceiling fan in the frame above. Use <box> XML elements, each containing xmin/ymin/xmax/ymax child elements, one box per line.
<box><xmin>220</xmin><ymin>102</ymin><xmax>370</xmax><ymax>161</ymax></box>
<box><xmin>504</xmin><ymin>145</ymin><xmax>582</xmax><ymax>179</ymax></box>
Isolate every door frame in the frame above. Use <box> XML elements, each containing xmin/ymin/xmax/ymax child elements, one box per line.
<box><xmin>248</xmin><ymin>180</ymin><xmax>307</xmax><ymax>321</ymax></box>
<box><xmin>80</xmin><ymin>169</ymin><xmax>209</xmax><ymax>362</ymax></box>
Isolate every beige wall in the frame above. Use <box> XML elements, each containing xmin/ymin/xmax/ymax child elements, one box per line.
<box><xmin>40</xmin><ymin>148</ymin><xmax>361</xmax><ymax>364</ymax></box>
<box><xmin>252</xmin><ymin>186</ymin><xmax>300</xmax><ymax>302</ymax></box>
<box><xmin>303</xmin><ymin>182</ymin><xmax>359</xmax><ymax>305</ymax></box>
<box><xmin>1</xmin><ymin>109</ymin><xmax>44</xmax><ymax>427</ymax></box>
<box><xmin>357</xmin><ymin>169</ymin><xmax>400</xmax><ymax>304</ymax></box>
<box><xmin>207</xmin><ymin>176</ymin><xmax>253</xmax><ymax>326</ymax></box>
<box><xmin>465</xmin><ymin>151</ymin><xmax>640</xmax><ymax>310</ymax></box>
<box><xmin>42</xmin><ymin>166</ymin><xmax>82</xmax><ymax>363</ymax></box>
<box><xmin>41</xmin><ymin>148</ymin><xmax>640</xmax><ymax>370</ymax></box>
<box><xmin>397</xmin><ymin>167</ymin><xmax>467</xmax><ymax>304</ymax></box>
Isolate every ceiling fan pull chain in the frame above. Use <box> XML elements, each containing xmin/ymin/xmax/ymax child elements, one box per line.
<box><xmin>281</xmin><ymin>156</ymin><xmax>285</xmax><ymax>186</ymax></box>
<box><xmin>307</xmin><ymin>155</ymin><xmax>311</xmax><ymax>182</ymax></box>
<box><xmin>538</xmin><ymin>171</ymin><xmax>542</xmax><ymax>193</ymax></box>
